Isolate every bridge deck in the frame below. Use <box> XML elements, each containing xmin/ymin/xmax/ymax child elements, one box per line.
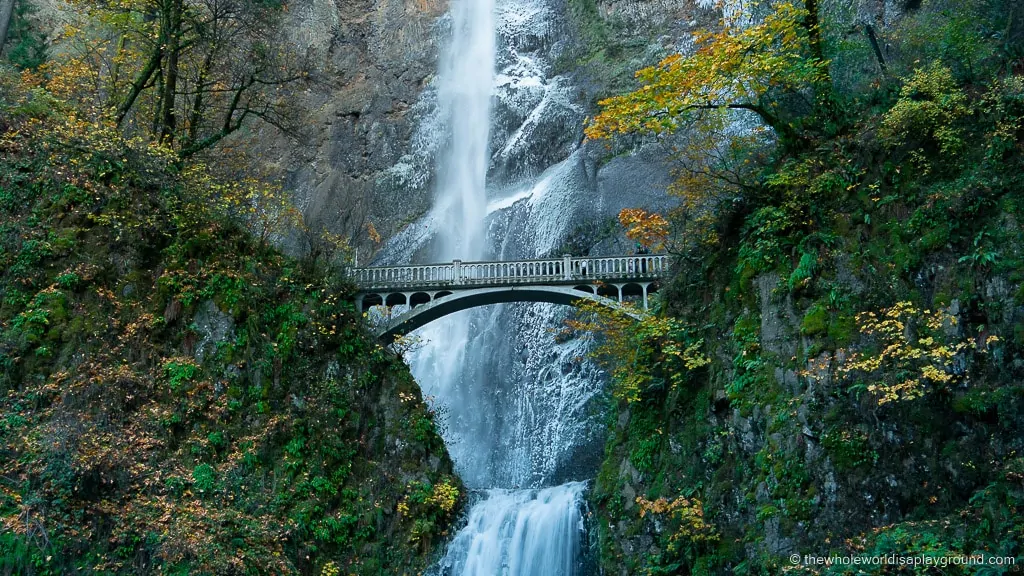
<box><xmin>350</xmin><ymin>254</ymin><xmax>669</xmax><ymax>293</ymax></box>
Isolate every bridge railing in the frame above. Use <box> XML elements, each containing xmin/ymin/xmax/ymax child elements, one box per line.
<box><xmin>350</xmin><ymin>254</ymin><xmax>669</xmax><ymax>292</ymax></box>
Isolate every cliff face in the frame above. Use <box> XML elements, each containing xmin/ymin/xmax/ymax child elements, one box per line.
<box><xmin>232</xmin><ymin>0</ymin><xmax>721</xmax><ymax>257</ymax></box>
<box><xmin>593</xmin><ymin>264</ymin><xmax>1024</xmax><ymax>573</ymax></box>
<box><xmin>231</xmin><ymin>0</ymin><xmax>448</xmax><ymax>252</ymax></box>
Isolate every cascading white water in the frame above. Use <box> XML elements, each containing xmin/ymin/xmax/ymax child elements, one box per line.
<box><xmin>437</xmin><ymin>483</ymin><xmax>587</xmax><ymax>576</ymax></box>
<box><xmin>408</xmin><ymin>0</ymin><xmax>589</xmax><ymax>574</ymax></box>
<box><xmin>434</xmin><ymin>0</ymin><xmax>494</xmax><ymax>261</ymax></box>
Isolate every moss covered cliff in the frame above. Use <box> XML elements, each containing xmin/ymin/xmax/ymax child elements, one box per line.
<box><xmin>0</xmin><ymin>70</ymin><xmax>461</xmax><ymax>575</ymax></box>
<box><xmin>584</xmin><ymin>1</ymin><xmax>1024</xmax><ymax>574</ymax></box>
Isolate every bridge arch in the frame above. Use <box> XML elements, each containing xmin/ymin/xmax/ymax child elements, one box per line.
<box><xmin>366</xmin><ymin>285</ymin><xmax>647</xmax><ymax>342</ymax></box>
<box><xmin>384</xmin><ymin>293</ymin><xmax>407</xmax><ymax>307</ymax></box>
<box><xmin>409</xmin><ymin>292</ymin><xmax>432</xmax><ymax>307</ymax></box>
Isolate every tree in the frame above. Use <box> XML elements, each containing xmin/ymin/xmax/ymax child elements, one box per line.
<box><xmin>585</xmin><ymin>1</ymin><xmax>830</xmax><ymax>146</ymax></box>
<box><xmin>56</xmin><ymin>0</ymin><xmax>307</xmax><ymax>158</ymax></box>
<box><xmin>585</xmin><ymin>1</ymin><xmax>832</xmax><ymax>255</ymax></box>
<box><xmin>566</xmin><ymin>300</ymin><xmax>709</xmax><ymax>403</ymax></box>
<box><xmin>619</xmin><ymin>208</ymin><xmax>669</xmax><ymax>251</ymax></box>
<box><xmin>838</xmin><ymin>302</ymin><xmax>998</xmax><ymax>406</ymax></box>
<box><xmin>2</xmin><ymin>0</ymin><xmax>46</xmax><ymax>69</ymax></box>
<box><xmin>0</xmin><ymin>0</ymin><xmax>15</xmax><ymax>58</ymax></box>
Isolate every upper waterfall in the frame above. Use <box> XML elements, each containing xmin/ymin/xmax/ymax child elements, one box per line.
<box><xmin>434</xmin><ymin>0</ymin><xmax>496</xmax><ymax>261</ymax></box>
<box><xmin>402</xmin><ymin>0</ymin><xmax>617</xmax><ymax>492</ymax></box>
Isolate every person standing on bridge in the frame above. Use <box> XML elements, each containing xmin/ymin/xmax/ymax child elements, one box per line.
<box><xmin>635</xmin><ymin>242</ymin><xmax>649</xmax><ymax>273</ymax></box>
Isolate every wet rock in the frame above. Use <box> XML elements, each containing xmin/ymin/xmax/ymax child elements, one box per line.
<box><xmin>192</xmin><ymin>300</ymin><xmax>234</xmax><ymax>360</ymax></box>
<box><xmin>622</xmin><ymin>482</ymin><xmax>636</xmax><ymax>510</ymax></box>
<box><xmin>757</xmin><ymin>273</ymin><xmax>798</xmax><ymax>357</ymax></box>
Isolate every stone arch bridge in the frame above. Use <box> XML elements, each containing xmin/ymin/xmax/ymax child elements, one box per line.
<box><xmin>350</xmin><ymin>254</ymin><xmax>669</xmax><ymax>341</ymax></box>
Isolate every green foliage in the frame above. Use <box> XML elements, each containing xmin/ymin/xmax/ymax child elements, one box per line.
<box><xmin>805</xmin><ymin>472</ymin><xmax>1024</xmax><ymax>574</ymax></box>
<box><xmin>801</xmin><ymin>303</ymin><xmax>829</xmax><ymax>336</ymax></box>
<box><xmin>736</xmin><ymin>207</ymin><xmax>797</xmax><ymax>278</ymax></box>
<box><xmin>396</xmin><ymin>479</ymin><xmax>461</xmax><ymax>544</ymax></box>
<box><xmin>725</xmin><ymin>313</ymin><xmax>777</xmax><ymax>411</ymax></box>
<box><xmin>569</xmin><ymin>300</ymin><xmax>710</xmax><ymax>404</ymax></box>
<box><xmin>958</xmin><ymin>230</ymin><xmax>1001</xmax><ymax>270</ymax></box>
<box><xmin>880</xmin><ymin>62</ymin><xmax>971</xmax><ymax>172</ymax></box>
<box><xmin>789</xmin><ymin>251</ymin><xmax>818</xmax><ymax>292</ymax></box>
<box><xmin>191</xmin><ymin>463</ymin><xmax>217</xmax><ymax>493</ymax></box>
<box><xmin>627</xmin><ymin>410</ymin><xmax>662</xmax><ymax>473</ymax></box>
<box><xmin>4</xmin><ymin>0</ymin><xmax>48</xmax><ymax>70</ymax></box>
<box><xmin>821</xmin><ymin>427</ymin><xmax>877</xmax><ymax>471</ymax></box>
<box><xmin>891</xmin><ymin>0</ymin><xmax>1004</xmax><ymax>81</ymax></box>
<box><xmin>163</xmin><ymin>358</ymin><xmax>199</xmax><ymax>391</ymax></box>
<box><xmin>0</xmin><ymin>68</ymin><xmax>458</xmax><ymax>575</ymax></box>
<box><xmin>566</xmin><ymin>0</ymin><xmax>606</xmax><ymax>49</ymax></box>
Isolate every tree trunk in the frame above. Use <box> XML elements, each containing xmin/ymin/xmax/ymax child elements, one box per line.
<box><xmin>863</xmin><ymin>24</ymin><xmax>888</xmax><ymax>75</ymax></box>
<box><xmin>803</xmin><ymin>0</ymin><xmax>835</xmax><ymax>125</ymax></box>
<box><xmin>116</xmin><ymin>46</ymin><xmax>163</xmax><ymax>125</ymax></box>
<box><xmin>0</xmin><ymin>0</ymin><xmax>17</xmax><ymax>58</ymax></box>
<box><xmin>185</xmin><ymin>46</ymin><xmax>217</xmax><ymax>145</ymax></box>
<box><xmin>804</xmin><ymin>0</ymin><xmax>825</xmax><ymax>65</ymax></box>
<box><xmin>158</xmin><ymin>0</ymin><xmax>182</xmax><ymax>144</ymax></box>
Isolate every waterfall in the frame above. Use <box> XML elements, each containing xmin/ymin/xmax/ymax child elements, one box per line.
<box><xmin>437</xmin><ymin>483</ymin><xmax>587</xmax><ymax>576</ymax></box>
<box><xmin>409</xmin><ymin>0</ymin><xmax>499</xmax><ymax>488</ymax></box>
<box><xmin>434</xmin><ymin>0</ymin><xmax>495</xmax><ymax>262</ymax></box>
<box><xmin>407</xmin><ymin>0</ymin><xmax>591</xmax><ymax>573</ymax></box>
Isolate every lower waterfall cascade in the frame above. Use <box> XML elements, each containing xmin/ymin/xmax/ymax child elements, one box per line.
<box><xmin>436</xmin><ymin>483</ymin><xmax>588</xmax><ymax>576</ymax></box>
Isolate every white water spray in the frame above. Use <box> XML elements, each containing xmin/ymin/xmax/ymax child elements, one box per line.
<box><xmin>409</xmin><ymin>0</ymin><xmax>498</xmax><ymax>487</ymax></box>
